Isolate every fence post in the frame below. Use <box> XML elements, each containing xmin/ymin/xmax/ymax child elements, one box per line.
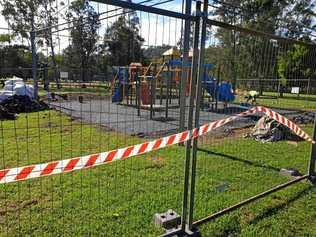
<box><xmin>179</xmin><ymin>0</ymin><xmax>192</xmax><ymax>132</ymax></box>
<box><xmin>30</xmin><ymin>17</ymin><xmax>38</xmax><ymax>100</ymax></box>
<box><xmin>181</xmin><ymin>0</ymin><xmax>201</xmax><ymax>232</ymax></box>
<box><xmin>308</xmin><ymin>116</ymin><xmax>316</xmax><ymax>182</ymax></box>
<box><xmin>188</xmin><ymin>0</ymin><xmax>208</xmax><ymax>230</ymax></box>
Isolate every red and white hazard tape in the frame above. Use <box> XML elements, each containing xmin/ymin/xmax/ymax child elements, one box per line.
<box><xmin>0</xmin><ymin>106</ymin><xmax>314</xmax><ymax>184</ymax></box>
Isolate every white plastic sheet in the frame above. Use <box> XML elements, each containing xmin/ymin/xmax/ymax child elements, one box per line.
<box><xmin>0</xmin><ymin>77</ymin><xmax>35</xmax><ymax>102</ymax></box>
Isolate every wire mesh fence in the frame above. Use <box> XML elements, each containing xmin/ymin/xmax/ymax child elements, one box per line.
<box><xmin>191</xmin><ymin>21</ymin><xmax>316</xmax><ymax>233</ymax></box>
<box><xmin>0</xmin><ymin>0</ymin><xmax>316</xmax><ymax>236</ymax></box>
<box><xmin>0</xmin><ymin>1</ymin><xmax>191</xmax><ymax>236</ymax></box>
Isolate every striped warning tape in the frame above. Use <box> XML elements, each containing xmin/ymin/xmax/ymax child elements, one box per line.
<box><xmin>0</xmin><ymin>106</ymin><xmax>314</xmax><ymax>184</ymax></box>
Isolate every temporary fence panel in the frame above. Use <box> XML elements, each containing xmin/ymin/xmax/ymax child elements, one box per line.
<box><xmin>190</xmin><ymin>20</ymin><xmax>316</xmax><ymax>235</ymax></box>
<box><xmin>1</xmin><ymin>0</ymin><xmax>316</xmax><ymax>236</ymax></box>
<box><xmin>0</xmin><ymin>1</ymin><xmax>192</xmax><ymax>236</ymax></box>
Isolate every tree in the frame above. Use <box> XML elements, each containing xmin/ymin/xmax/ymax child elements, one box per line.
<box><xmin>1</xmin><ymin>0</ymin><xmax>64</xmax><ymax>94</ymax></box>
<box><xmin>65</xmin><ymin>0</ymin><xmax>100</xmax><ymax>81</ymax></box>
<box><xmin>206</xmin><ymin>0</ymin><xmax>315</xmax><ymax>91</ymax></box>
<box><xmin>1</xmin><ymin>0</ymin><xmax>38</xmax><ymax>40</ymax></box>
<box><xmin>277</xmin><ymin>44</ymin><xmax>312</xmax><ymax>97</ymax></box>
<box><xmin>0</xmin><ymin>34</ymin><xmax>32</xmax><ymax>79</ymax></box>
<box><xmin>39</xmin><ymin>0</ymin><xmax>62</xmax><ymax>89</ymax></box>
<box><xmin>143</xmin><ymin>45</ymin><xmax>171</xmax><ymax>61</ymax></box>
<box><xmin>105</xmin><ymin>16</ymin><xmax>144</xmax><ymax>66</ymax></box>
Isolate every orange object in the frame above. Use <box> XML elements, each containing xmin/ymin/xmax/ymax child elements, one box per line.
<box><xmin>140</xmin><ymin>82</ymin><xmax>150</xmax><ymax>105</ymax></box>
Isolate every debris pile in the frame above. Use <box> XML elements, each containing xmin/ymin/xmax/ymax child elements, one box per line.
<box><xmin>0</xmin><ymin>77</ymin><xmax>48</xmax><ymax>120</ymax></box>
<box><xmin>0</xmin><ymin>105</ymin><xmax>17</xmax><ymax>120</ymax></box>
<box><xmin>0</xmin><ymin>95</ymin><xmax>48</xmax><ymax>114</ymax></box>
<box><xmin>246</xmin><ymin>116</ymin><xmax>299</xmax><ymax>142</ymax></box>
<box><xmin>0</xmin><ymin>77</ymin><xmax>34</xmax><ymax>102</ymax></box>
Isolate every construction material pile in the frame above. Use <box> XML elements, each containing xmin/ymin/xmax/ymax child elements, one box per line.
<box><xmin>246</xmin><ymin>116</ymin><xmax>299</xmax><ymax>143</ymax></box>
<box><xmin>0</xmin><ymin>77</ymin><xmax>34</xmax><ymax>102</ymax></box>
<box><xmin>0</xmin><ymin>95</ymin><xmax>48</xmax><ymax>113</ymax></box>
<box><xmin>0</xmin><ymin>77</ymin><xmax>48</xmax><ymax>120</ymax></box>
<box><xmin>0</xmin><ymin>105</ymin><xmax>16</xmax><ymax>120</ymax></box>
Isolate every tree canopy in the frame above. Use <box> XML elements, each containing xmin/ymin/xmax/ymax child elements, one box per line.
<box><xmin>105</xmin><ymin>16</ymin><xmax>144</xmax><ymax>66</ymax></box>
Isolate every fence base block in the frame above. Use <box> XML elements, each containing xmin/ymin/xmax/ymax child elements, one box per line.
<box><xmin>154</xmin><ymin>209</ymin><xmax>181</xmax><ymax>230</ymax></box>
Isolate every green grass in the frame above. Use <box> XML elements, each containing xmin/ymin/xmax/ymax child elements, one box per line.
<box><xmin>236</xmin><ymin>92</ymin><xmax>316</xmax><ymax>111</ymax></box>
<box><xmin>0</xmin><ymin>111</ymin><xmax>316</xmax><ymax>236</ymax></box>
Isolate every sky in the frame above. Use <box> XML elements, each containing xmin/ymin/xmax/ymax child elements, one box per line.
<box><xmin>0</xmin><ymin>0</ymin><xmax>193</xmax><ymax>53</ymax></box>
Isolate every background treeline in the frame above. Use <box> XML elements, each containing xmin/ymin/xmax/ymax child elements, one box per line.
<box><xmin>0</xmin><ymin>0</ymin><xmax>315</xmax><ymax>92</ymax></box>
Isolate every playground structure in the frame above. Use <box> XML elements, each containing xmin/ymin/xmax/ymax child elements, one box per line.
<box><xmin>111</xmin><ymin>48</ymin><xmax>235</xmax><ymax>121</ymax></box>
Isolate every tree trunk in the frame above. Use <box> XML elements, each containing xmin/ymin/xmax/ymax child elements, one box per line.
<box><xmin>49</xmin><ymin>33</ymin><xmax>61</xmax><ymax>89</ymax></box>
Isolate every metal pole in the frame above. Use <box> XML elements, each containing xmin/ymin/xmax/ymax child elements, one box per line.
<box><xmin>136</xmin><ymin>72</ymin><xmax>141</xmax><ymax>116</ymax></box>
<box><xmin>31</xmin><ymin>17</ymin><xmax>38</xmax><ymax>100</ymax></box>
<box><xmin>188</xmin><ymin>0</ymin><xmax>208</xmax><ymax>229</ymax></box>
<box><xmin>150</xmin><ymin>76</ymin><xmax>154</xmax><ymax>120</ymax></box>
<box><xmin>193</xmin><ymin>174</ymin><xmax>309</xmax><ymax>226</ymax></box>
<box><xmin>179</xmin><ymin>0</ymin><xmax>192</xmax><ymax>131</ymax></box>
<box><xmin>308</xmin><ymin>116</ymin><xmax>316</xmax><ymax>179</ymax></box>
<box><xmin>307</xmin><ymin>77</ymin><xmax>311</xmax><ymax>95</ymax></box>
<box><xmin>181</xmin><ymin>1</ymin><xmax>201</xmax><ymax>232</ymax></box>
<box><xmin>231</xmin><ymin>8</ymin><xmax>237</xmax><ymax>91</ymax></box>
<box><xmin>165</xmin><ymin>65</ymin><xmax>170</xmax><ymax>119</ymax></box>
<box><xmin>215</xmin><ymin>64</ymin><xmax>220</xmax><ymax>111</ymax></box>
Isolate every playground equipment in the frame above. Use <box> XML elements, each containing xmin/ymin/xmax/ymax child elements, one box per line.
<box><xmin>111</xmin><ymin>48</ymin><xmax>236</xmax><ymax>120</ymax></box>
<box><xmin>111</xmin><ymin>61</ymin><xmax>180</xmax><ymax>120</ymax></box>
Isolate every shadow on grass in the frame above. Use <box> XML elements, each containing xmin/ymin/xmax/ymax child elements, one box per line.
<box><xmin>197</xmin><ymin>147</ymin><xmax>281</xmax><ymax>172</ymax></box>
<box><xmin>249</xmin><ymin>185</ymin><xmax>314</xmax><ymax>225</ymax></box>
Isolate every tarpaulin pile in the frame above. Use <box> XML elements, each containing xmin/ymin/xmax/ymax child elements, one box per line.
<box><xmin>0</xmin><ymin>77</ymin><xmax>48</xmax><ymax>120</ymax></box>
<box><xmin>0</xmin><ymin>95</ymin><xmax>48</xmax><ymax>113</ymax></box>
<box><xmin>246</xmin><ymin>116</ymin><xmax>299</xmax><ymax>142</ymax></box>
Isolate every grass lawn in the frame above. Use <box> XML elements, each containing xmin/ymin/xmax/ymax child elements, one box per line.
<box><xmin>236</xmin><ymin>92</ymin><xmax>316</xmax><ymax>111</ymax></box>
<box><xmin>0</xmin><ymin>110</ymin><xmax>316</xmax><ymax>236</ymax></box>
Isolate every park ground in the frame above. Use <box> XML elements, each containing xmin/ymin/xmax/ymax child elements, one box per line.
<box><xmin>43</xmin><ymin>83</ymin><xmax>316</xmax><ymax>111</ymax></box>
<box><xmin>0</xmin><ymin>109</ymin><xmax>316</xmax><ymax>236</ymax></box>
<box><xmin>235</xmin><ymin>91</ymin><xmax>316</xmax><ymax>111</ymax></box>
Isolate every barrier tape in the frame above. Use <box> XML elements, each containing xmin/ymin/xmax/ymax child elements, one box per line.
<box><xmin>0</xmin><ymin>106</ymin><xmax>314</xmax><ymax>184</ymax></box>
